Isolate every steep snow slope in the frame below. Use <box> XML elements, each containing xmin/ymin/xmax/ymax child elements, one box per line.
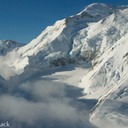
<box><xmin>90</xmin><ymin>79</ymin><xmax>128</xmax><ymax>128</ymax></box>
<box><xmin>80</xmin><ymin>7</ymin><xmax>128</xmax><ymax>128</ymax></box>
<box><xmin>81</xmin><ymin>9</ymin><xmax>128</xmax><ymax>98</ymax></box>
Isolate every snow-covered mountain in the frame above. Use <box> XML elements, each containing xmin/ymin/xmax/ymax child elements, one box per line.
<box><xmin>0</xmin><ymin>40</ymin><xmax>22</xmax><ymax>55</ymax></box>
<box><xmin>3</xmin><ymin>3</ymin><xmax>127</xmax><ymax>76</ymax></box>
<box><xmin>0</xmin><ymin>3</ymin><xmax>128</xmax><ymax>128</ymax></box>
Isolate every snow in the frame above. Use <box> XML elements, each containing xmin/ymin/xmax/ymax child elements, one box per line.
<box><xmin>42</xmin><ymin>64</ymin><xmax>88</xmax><ymax>87</ymax></box>
<box><xmin>83</xmin><ymin>3</ymin><xmax>114</xmax><ymax>18</ymax></box>
<box><xmin>0</xmin><ymin>40</ymin><xmax>22</xmax><ymax>56</ymax></box>
<box><xmin>18</xmin><ymin>19</ymin><xmax>66</xmax><ymax>57</ymax></box>
<box><xmin>0</xmin><ymin>3</ymin><xmax>128</xmax><ymax>128</ymax></box>
<box><xmin>90</xmin><ymin>79</ymin><xmax>128</xmax><ymax>128</ymax></box>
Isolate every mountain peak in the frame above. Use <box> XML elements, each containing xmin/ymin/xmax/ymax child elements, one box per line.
<box><xmin>80</xmin><ymin>3</ymin><xmax>115</xmax><ymax>18</ymax></box>
<box><xmin>0</xmin><ymin>40</ymin><xmax>22</xmax><ymax>55</ymax></box>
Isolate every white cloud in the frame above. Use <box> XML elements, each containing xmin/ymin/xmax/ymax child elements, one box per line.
<box><xmin>0</xmin><ymin>79</ymin><xmax>94</xmax><ymax>128</ymax></box>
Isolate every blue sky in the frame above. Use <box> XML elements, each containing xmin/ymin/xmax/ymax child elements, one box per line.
<box><xmin>0</xmin><ymin>0</ymin><xmax>128</xmax><ymax>43</ymax></box>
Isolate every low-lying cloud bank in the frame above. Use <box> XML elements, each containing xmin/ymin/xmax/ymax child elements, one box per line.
<box><xmin>0</xmin><ymin>78</ymin><xmax>95</xmax><ymax>128</ymax></box>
